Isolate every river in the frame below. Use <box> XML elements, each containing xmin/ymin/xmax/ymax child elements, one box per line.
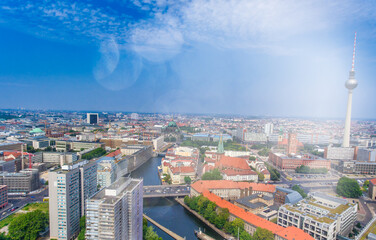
<box><xmin>131</xmin><ymin>157</ymin><xmax>223</xmax><ymax>240</ymax></box>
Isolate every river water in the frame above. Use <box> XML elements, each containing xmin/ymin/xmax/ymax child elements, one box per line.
<box><xmin>131</xmin><ymin>157</ymin><xmax>223</xmax><ymax>240</ymax></box>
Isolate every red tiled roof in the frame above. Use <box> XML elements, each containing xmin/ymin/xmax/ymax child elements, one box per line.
<box><xmin>370</xmin><ymin>178</ymin><xmax>376</xmax><ymax>185</ymax></box>
<box><xmin>170</xmin><ymin>166</ymin><xmax>195</xmax><ymax>174</ymax></box>
<box><xmin>217</xmin><ymin>155</ymin><xmax>250</xmax><ymax>170</ymax></box>
<box><xmin>191</xmin><ymin>180</ymin><xmax>275</xmax><ymax>193</ymax></box>
<box><xmin>203</xmin><ymin>191</ymin><xmax>313</xmax><ymax>240</ymax></box>
<box><xmin>106</xmin><ymin>149</ymin><xmax>121</xmax><ymax>157</ymax></box>
<box><xmin>222</xmin><ymin>169</ymin><xmax>257</xmax><ymax>176</ymax></box>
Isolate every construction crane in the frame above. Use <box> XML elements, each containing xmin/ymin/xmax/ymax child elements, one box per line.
<box><xmin>20</xmin><ymin>144</ymin><xmax>35</xmax><ymax>169</ymax></box>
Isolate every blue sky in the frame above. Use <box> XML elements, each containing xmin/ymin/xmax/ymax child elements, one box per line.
<box><xmin>0</xmin><ymin>0</ymin><xmax>375</xmax><ymax>118</ymax></box>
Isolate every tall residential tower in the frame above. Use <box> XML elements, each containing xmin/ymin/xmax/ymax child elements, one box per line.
<box><xmin>343</xmin><ymin>33</ymin><xmax>358</xmax><ymax>147</ymax></box>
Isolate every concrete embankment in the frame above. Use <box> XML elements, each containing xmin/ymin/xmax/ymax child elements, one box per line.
<box><xmin>175</xmin><ymin>198</ymin><xmax>232</xmax><ymax>240</ymax></box>
<box><xmin>195</xmin><ymin>230</ymin><xmax>216</xmax><ymax>240</ymax></box>
<box><xmin>143</xmin><ymin>214</ymin><xmax>185</xmax><ymax>240</ymax></box>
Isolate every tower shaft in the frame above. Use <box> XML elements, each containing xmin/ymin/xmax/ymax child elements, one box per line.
<box><xmin>343</xmin><ymin>90</ymin><xmax>353</xmax><ymax>147</ymax></box>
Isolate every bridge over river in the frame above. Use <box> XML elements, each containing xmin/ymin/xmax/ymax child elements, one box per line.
<box><xmin>143</xmin><ymin>185</ymin><xmax>190</xmax><ymax>198</ymax></box>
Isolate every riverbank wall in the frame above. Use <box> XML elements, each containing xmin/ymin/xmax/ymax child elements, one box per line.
<box><xmin>175</xmin><ymin>198</ymin><xmax>232</xmax><ymax>240</ymax></box>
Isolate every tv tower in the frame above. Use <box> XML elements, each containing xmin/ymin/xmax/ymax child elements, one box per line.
<box><xmin>343</xmin><ymin>32</ymin><xmax>358</xmax><ymax>148</ymax></box>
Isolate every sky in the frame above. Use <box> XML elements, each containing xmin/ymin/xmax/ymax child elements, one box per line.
<box><xmin>0</xmin><ymin>0</ymin><xmax>375</xmax><ymax>118</ymax></box>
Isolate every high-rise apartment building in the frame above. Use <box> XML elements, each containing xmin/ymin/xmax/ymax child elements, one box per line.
<box><xmin>49</xmin><ymin>160</ymin><xmax>97</xmax><ymax>240</ymax></box>
<box><xmin>264</xmin><ymin>123</ymin><xmax>274</xmax><ymax>136</ymax></box>
<box><xmin>96</xmin><ymin>157</ymin><xmax>117</xmax><ymax>188</ymax></box>
<box><xmin>86</xmin><ymin>177</ymin><xmax>143</xmax><ymax>240</ymax></box>
<box><xmin>87</xmin><ymin>113</ymin><xmax>99</xmax><ymax>125</ymax></box>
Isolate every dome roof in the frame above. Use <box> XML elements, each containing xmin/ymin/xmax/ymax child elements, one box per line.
<box><xmin>168</xmin><ymin>121</ymin><xmax>177</xmax><ymax>127</ymax></box>
<box><xmin>30</xmin><ymin>128</ymin><xmax>44</xmax><ymax>133</ymax></box>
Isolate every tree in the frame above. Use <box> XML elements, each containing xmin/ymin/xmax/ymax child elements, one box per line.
<box><xmin>163</xmin><ymin>174</ymin><xmax>172</xmax><ymax>184</ymax></box>
<box><xmin>258</xmin><ymin>172</ymin><xmax>265</xmax><ymax>182</ymax></box>
<box><xmin>249</xmin><ymin>156</ymin><xmax>256</xmax><ymax>161</ymax></box>
<box><xmin>202</xmin><ymin>169</ymin><xmax>223</xmax><ymax>180</ymax></box>
<box><xmin>253</xmin><ymin>227</ymin><xmax>274</xmax><ymax>240</ymax></box>
<box><xmin>231</xmin><ymin>218</ymin><xmax>245</xmax><ymax>236</ymax></box>
<box><xmin>81</xmin><ymin>148</ymin><xmax>106</xmax><ymax>160</ymax></box>
<box><xmin>8</xmin><ymin>210</ymin><xmax>48</xmax><ymax>240</ymax></box>
<box><xmin>364</xmin><ymin>180</ymin><xmax>370</xmax><ymax>188</ymax></box>
<box><xmin>336</xmin><ymin>177</ymin><xmax>362</xmax><ymax>198</ymax></box>
<box><xmin>184</xmin><ymin>176</ymin><xmax>192</xmax><ymax>184</ymax></box>
<box><xmin>292</xmin><ymin>185</ymin><xmax>307</xmax><ymax>198</ymax></box>
<box><xmin>258</xmin><ymin>148</ymin><xmax>270</xmax><ymax>157</ymax></box>
<box><xmin>240</xmin><ymin>230</ymin><xmax>252</xmax><ymax>240</ymax></box>
<box><xmin>144</xmin><ymin>226</ymin><xmax>162</xmax><ymax>240</ymax></box>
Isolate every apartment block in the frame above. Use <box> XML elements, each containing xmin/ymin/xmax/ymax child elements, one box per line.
<box><xmin>49</xmin><ymin>167</ymin><xmax>81</xmax><ymax>240</ymax></box>
<box><xmin>277</xmin><ymin>192</ymin><xmax>357</xmax><ymax>240</ymax></box>
<box><xmin>49</xmin><ymin>160</ymin><xmax>97</xmax><ymax>240</ymax></box>
<box><xmin>86</xmin><ymin>177</ymin><xmax>143</xmax><ymax>240</ymax></box>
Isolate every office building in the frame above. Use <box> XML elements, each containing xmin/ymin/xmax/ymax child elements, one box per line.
<box><xmin>49</xmin><ymin>160</ymin><xmax>97</xmax><ymax>240</ymax></box>
<box><xmin>324</xmin><ymin>146</ymin><xmax>356</xmax><ymax>160</ymax></box>
<box><xmin>0</xmin><ymin>169</ymin><xmax>40</xmax><ymax>193</ymax></box>
<box><xmin>278</xmin><ymin>192</ymin><xmax>357</xmax><ymax>240</ymax></box>
<box><xmin>55</xmin><ymin>140</ymin><xmax>105</xmax><ymax>152</ymax></box>
<box><xmin>244</xmin><ymin>132</ymin><xmax>267</xmax><ymax>143</ymax></box>
<box><xmin>357</xmin><ymin>148</ymin><xmax>376</xmax><ymax>162</ymax></box>
<box><xmin>264</xmin><ymin>123</ymin><xmax>274</xmax><ymax>136</ymax></box>
<box><xmin>86</xmin><ymin>177</ymin><xmax>143</xmax><ymax>240</ymax></box>
<box><xmin>0</xmin><ymin>185</ymin><xmax>8</xmax><ymax>209</ymax></box>
<box><xmin>87</xmin><ymin>113</ymin><xmax>99</xmax><ymax>125</ymax></box>
<box><xmin>269</xmin><ymin>152</ymin><xmax>330</xmax><ymax>171</ymax></box>
<box><xmin>32</xmin><ymin>152</ymin><xmax>78</xmax><ymax>165</ymax></box>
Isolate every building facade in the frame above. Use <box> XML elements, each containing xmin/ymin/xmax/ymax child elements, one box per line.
<box><xmin>86</xmin><ymin>177</ymin><xmax>143</xmax><ymax>240</ymax></box>
<box><xmin>277</xmin><ymin>192</ymin><xmax>357</xmax><ymax>240</ymax></box>
<box><xmin>87</xmin><ymin>113</ymin><xmax>99</xmax><ymax>125</ymax></box>
<box><xmin>0</xmin><ymin>185</ymin><xmax>8</xmax><ymax>209</ymax></box>
<box><xmin>0</xmin><ymin>169</ymin><xmax>39</xmax><ymax>193</ymax></box>
<box><xmin>49</xmin><ymin>160</ymin><xmax>97</xmax><ymax>240</ymax></box>
<box><xmin>269</xmin><ymin>152</ymin><xmax>331</xmax><ymax>171</ymax></box>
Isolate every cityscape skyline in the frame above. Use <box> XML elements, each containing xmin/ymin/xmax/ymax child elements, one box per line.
<box><xmin>0</xmin><ymin>0</ymin><xmax>376</xmax><ymax>118</ymax></box>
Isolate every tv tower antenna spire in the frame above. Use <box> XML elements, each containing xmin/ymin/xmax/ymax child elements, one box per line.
<box><xmin>351</xmin><ymin>32</ymin><xmax>357</xmax><ymax>72</ymax></box>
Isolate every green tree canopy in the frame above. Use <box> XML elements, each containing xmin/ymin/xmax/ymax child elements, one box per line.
<box><xmin>253</xmin><ymin>227</ymin><xmax>274</xmax><ymax>240</ymax></box>
<box><xmin>202</xmin><ymin>168</ymin><xmax>223</xmax><ymax>180</ymax></box>
<box><xmin>184</xmin><ymin>176</ymin><xmax>192</xmax><ymax>184</ymax></box>
<box><xmin>249</xmin><ymin>156</ymin><xmax>256</xmax><ymax>161</ymax></box>
<box><xmin>292</xmin><ymin>185</ymin><xmax>307</xmax><ymax>198</ymax></box>
<box><xmin>8</xmin><ymin>210</ymin><xmax>48</xmax><ymax>240</ymax></box>
<box><xmin>336</xmin><ymin>177</ymin><xmax>362</xmax><ymax>198</ymax></box>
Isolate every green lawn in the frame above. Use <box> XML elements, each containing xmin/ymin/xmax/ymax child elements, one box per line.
<box><xmin>0</xmin><ymin>202</ymin><xmax>49</xmax><ymax>229</ymax></box>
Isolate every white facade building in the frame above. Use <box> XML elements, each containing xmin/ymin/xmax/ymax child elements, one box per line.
<box><xmin>278</xmin><ymin>192</ymin><xmax>357</xmax><ymax>240</ymax></box>
<box><xmin>86</xmin><ymin>177</ymin><xmax>143</xmax><ymax>240</ymax></box>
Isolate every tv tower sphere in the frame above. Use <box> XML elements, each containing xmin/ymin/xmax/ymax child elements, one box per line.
<box><xmin>345</xmin><ymin>71</ymin><xmax>358</xmax><ymax>90</ymax></box>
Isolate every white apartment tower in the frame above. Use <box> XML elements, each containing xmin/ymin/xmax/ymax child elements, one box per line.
<box><xmin>49</xmin><ymin>160</ymin><xmax>98</xmax><ymax>240</ymax></box>
<box><xmin>264</xmin><ymin>123</ymin><xmax>274</xmax><ymax>136</ymax></box>
<box><xmin>86</xmin><ymin>177</ymin><xmax>143</xmax><ymax>240</ymax></box>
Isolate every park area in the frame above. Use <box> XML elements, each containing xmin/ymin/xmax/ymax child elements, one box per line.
<box><xmin>0</xmin><ymin>202</ymin><xmax>49</xmax><ymax>239</ymax></box>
